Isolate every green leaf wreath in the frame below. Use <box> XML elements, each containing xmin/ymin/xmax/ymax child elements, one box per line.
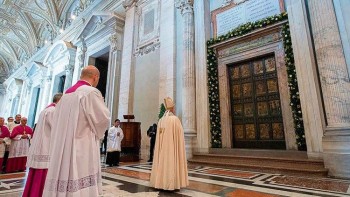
<box><xmin>206</xmin><ymin>12</ymin><xmax>306</xmax><ymax>150</ymax></box>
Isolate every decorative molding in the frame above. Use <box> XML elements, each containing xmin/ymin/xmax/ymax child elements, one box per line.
<box><xmin>65</xmin><ymin>64</ymin><xmax>74</xmax><ymax>72</ymax></box>
<box><xmin>222</xmin><ymin>0</ymin><xmax>247</xmax><ymax>7</ymax></box>
<box><xmin>218</xmin><ymin>32</ymin><xmax>281</xmax><ymax>58</ymax></box>
<box><xmin>46</xmin><ymin>74</ymin><xmax>52</xmax><ymax>82</ymax></box>
<box><xmin>109</xmin><ymin>32</ymin><xmax>119</xmax><ymax>52</ymax></box>
<box><xmin>26</xmin><ymin>80</ymin><xmax>33</xmax><ymax>90</ymax></box>
<box><xmin>175</xmin><ymin>0</ymin><xmax>194</xmax><ymax>15</ymax></box>
<box><xmin>135</xmin><ymin>42</ymin><xmax>160</xmax><ymax>56</ymax></box>
<box><xmin>134</xmin><ymin>0</ymin><xmax>160</xmax><ymax>56</ymax></box>
<box><xmin>211</xmin><ymin>0</ymin><xmax>285</xmax><ymax>38</ymax></box>
<box><xmin>0</xmin><ymin>84</ymin><xmax>5</xmax><ymax>94</ymax></box>
<box><xmin>123</xmin><ymin>0</ymin><xmax>137</xmax><ymax>10</ymax></box>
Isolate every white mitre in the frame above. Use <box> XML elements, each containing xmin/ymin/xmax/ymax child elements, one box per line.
<box><xmin>164</xmin><ymin>97</ymin><xmax>175</xmax><ymax>110</ymax></box>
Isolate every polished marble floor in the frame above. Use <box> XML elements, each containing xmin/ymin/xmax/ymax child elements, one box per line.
<box><xmin>1</xmin><ymin>161</ymin><xmax>350</xmax><ymax>197</ymax></box>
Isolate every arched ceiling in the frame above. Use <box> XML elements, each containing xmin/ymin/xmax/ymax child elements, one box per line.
<box><xmin>0</xmin><ymin>0</ymin><xmax>92</xmax><ymax>85</ymax></box>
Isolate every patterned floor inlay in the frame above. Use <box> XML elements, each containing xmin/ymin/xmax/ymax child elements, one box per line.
<box><xmin>270</xmin><ymin>176</ymin><xmax>350</xmax><ymax>193</ymax></box>
<box><xmin>0</xmin><ymin>172</ymin><xmax>26</xmax><ymax>180</ymax></box>
<box><xmin>225</xmin><ymin>189</ymin><xmax>280</xmax><ymax>197</ymax></box>
<box><xmin>187</xmin><ymin>180</ymin><xmax>226</xmax><ymax>194</ymax></box>
<box><xmin>1</xmin><ymin>162</ymin><xmax>350</xmax><ymax>197</ymax></box>
<box><xmin>202</xmin><ymin>169</ymin><xmax>259</xmax><ymax>179</ymax></box>
<box><xmin>103</xmin><ymin>168</ymin><xmax>150</xmax><ymax>180</ymax></box>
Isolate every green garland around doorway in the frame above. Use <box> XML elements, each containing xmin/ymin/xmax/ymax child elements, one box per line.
<box><xmin>206</xmin><ymin>12</ymin><xmax>306</xmax><ymax>150</ymax></box>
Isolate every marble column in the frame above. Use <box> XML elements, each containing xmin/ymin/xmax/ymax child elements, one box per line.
<box><xmin>118</xmin><ymin>0</ymin><xmax>137</xmax><ymax>120</ymax></box>
<box><xmin>333</xmin><ymin>0</ymin><xmax>350</xmax><ymax>72</ymax></box>
<box><xmin>78</xmin><ymin>38</ymin><xmax>87</xmax><ymax>72</ymax></box>
<box><xmin>41</xmin><ymin>72</ymin><xmax>53</xmax><ymax>108</ymax></box>
<box><xmin>13</xmin><ymin>94</ymin><xmax>20</xmax><ymax>116</ymax></box>
<box><xmin>35</xmin><ymin>77</ymin><xmax>46</xmax><ymax>120</ymax></box>
<box><xmin>107</xmin><ymin>30</ymin><xmax>122</xmax><ymax>122</ymax></box>
<box><xmin>286</xmin><ymin>0</ymin><xmax>325</xmax><ymax>158</ymax></box>
<box><xmin>23</xmin><ymin>80</ymin><xmax>32</xmax><ymax>116</ymax></box>
<box><xmin>194</xmin><ymin>0</ymin><xmax>210</xmax><ymax>153</ymax></box>
<box><xmin>159</xmin><ymin>0</ymin><xmax>176</xmax><ymax>104</ymax></box>
<box><xmin>15</xmin><ymin>79</ymin><xmax>25</xmax><ymax>115</ymax></box>
<box><xmin>308</xmin><ymin>0</ymin><xmax>350</xmax><ymax>178</ymax></box>
<box><xmin>63</xmin><ymin>64</ymin><xmax>74</xmax><ymax>91</ymax></box>
<box><xmin>176</xmin><ymin>0</ymin><xmax>196</xmax><ymax>158</ymax></box>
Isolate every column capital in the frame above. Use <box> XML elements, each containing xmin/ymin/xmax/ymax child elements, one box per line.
<box><xmin>65</xmin><ymin>64</ymin><xmax>74</xmax><ymax>73</ymax></box>
<box><xmin>79</xmin><ymin>37</ymin><xmax>87</xmax><ymax>53</ymax></box>
<box><xmin>46</xmin><ymin>75</ymin><xmax>52</xmax><ymax>82</ymax></box>
<box><xmin>26</xmin><ymin>80</ymin><xmax>33</xmax><ymax>90</ymax></box>
<box><xmin>122</xmin><ymin>0</ymin><xmax>137</xmax><ymax>11</ymax></box>
<box><xmin>109</xmin><ymin>33</ymin><xmax>120</xmax><ymax>52</ymax></box>
<box><xmin>175</xmin><ymin>0</ymin><xmax>194</xmax><ymax>15</ymax></box>
<box><xmin>40</xmin><ymin>79</ymin><xmax>45</xmax><ymax>88</ymax></box>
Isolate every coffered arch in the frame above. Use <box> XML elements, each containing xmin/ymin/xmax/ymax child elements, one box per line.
<box><xmin>0</xmin><ymin>0</ymin><xmax>96</xmax><ymax>90</ymax></box>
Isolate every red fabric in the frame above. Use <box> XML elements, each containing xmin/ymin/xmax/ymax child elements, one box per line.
<box><xmin>45</xmin><ymin>103</ymin><xmax>56</xmax><ymax>109</ymax></box>
<box><xmin>65</xmin><ymin>80</ymin><xmax>91</xmax><ymax>94</ymax></box>
<box><xmin>11</xmin><ymin>125</ymin><xmax>33</xmax><ymax>138</ymax></box>
<box><xmin>0</xmin><ymin>158</ymin><xmax>3</xmax><ymax>169</ymax></box>
<box><xmin>0</xmin><ymin>125</ymin><xmax>10</xmax><ymax>138</ymax></box>
<box><xmin>5</xmin><ymin>157</ymin><xmax>27</xmax><ymax>173</ymax></box>
<box><xmin>23</xmin><ymin>168</ymin><xmax>48</xmax><ymax>197</ymax></box>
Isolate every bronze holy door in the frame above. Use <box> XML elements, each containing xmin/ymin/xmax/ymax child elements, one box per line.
<box><xmin>229</xmin><ymin>55</ymin><xmax>286</xmax><ymax>149</ymax></box>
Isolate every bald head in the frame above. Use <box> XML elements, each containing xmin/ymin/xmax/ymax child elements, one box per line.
<box><xmin>80</xmin><ymin>66</ymin><xmax>99</xmax><ymax>79</ymax></box>
<box><xmin>80</xmin><ymin>65</ymin><xmax>100</xmax><ymax>87</ymax></box>
<box><xmin>20</xmin><ymin>117</ymin><xmax>27</xmax><ymax>126</ymax></box>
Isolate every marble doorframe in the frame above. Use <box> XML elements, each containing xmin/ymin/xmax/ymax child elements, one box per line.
<box><xmin>75</xmin><ymin>12</ymin><xmax>125</xmax><ymax>122</ymax></box>
<box><xmin>43</xmin><ymin>41</ymin><xmax>77</xmax><ymax>103</ymax></box>
<box><xmin>213</xmin><ymin>23</ymin><xmax>297</xmax><ymax>150</ymax></box>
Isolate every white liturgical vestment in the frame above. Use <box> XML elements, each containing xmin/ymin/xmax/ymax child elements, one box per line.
<box><xmin>150</xmin><ymin>111</ymin><xmax>189</xmax><ymax>190</ymax></box>
<box><xmin>26</xmin><ymin>103</ymin><xmax>55</xmax><ymax>169</ymax></box>
<box><xmin>43</xmin><ymin>82</ymin><xmax>110</xmax><ymax>197</ymax></box>
<box><xmin>107</xmin><ymin>126</ymin><xmax>123</xmax><ymax>152</ymax></box>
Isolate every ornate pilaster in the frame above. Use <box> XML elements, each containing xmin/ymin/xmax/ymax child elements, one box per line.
<box><xmin>176</xmin><ymin>0</ymin><xmax>196</xmax><ymax>158</ymax></box>
<box><xmin>13</xmin><ymin>94</ymin><xmax>20</xmax><ymax>116</ymax></box>
<box><xmin>159</xmin><ymin>0</ymin><xmax>176</xmax><ymax>106</ymax></box>
<box><xmin>118</xmin><ymin>2</ymin><xmax>137</xmax><ymax>120</ymax></box>
<box><xmin>78</xmin><ymin>37</ymin><xmax>87</xmax><ymax>70</ymax></box>
<box><xmin>107</xmin><ymin>30</ymin><xmax>122</xmax><ymax>122</ymax></box>
<box><xmin>63</xmin><ymin>64</ymin><xmax>74</xmax><ymax>91</ymax></box>
<box><xmin>42</xmin><ymin>72</ymin><xmax>53</xmax><ymax>107</ymax></box>
<box><xmin>20</xmin><ymin>80</ymin><xmax>30</xmax><ymax>115</ymax></box>
<box><xmin>308</xmin><ymin>0</ymin><xmax>350</xmax><ymax>178</ymax></box>
<box><xmin>194</xmin><ymin>0</ymin><xmax>210</xmax><ymax>153</ymax></box>
<box><xmin>286</xmin><ymin>0</ymin><xmax>325</xmax><ymax>158</ymax></box>
<box><xmin>122</xmin><ymin>0</ymin><xmax>137</xmax><ymax>11</ymax></box>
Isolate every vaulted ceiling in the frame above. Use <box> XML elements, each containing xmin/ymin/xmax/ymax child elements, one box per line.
<box><xmin>0</xmin><ymin>0</ymin><xmax>93</xmax><ymax>85</ymax></box>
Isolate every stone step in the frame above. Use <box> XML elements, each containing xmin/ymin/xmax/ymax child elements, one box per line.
<box><xmin>189</xmin><ymin>151</ymin><xmax>328</xmax><ymax>177</ymax></box>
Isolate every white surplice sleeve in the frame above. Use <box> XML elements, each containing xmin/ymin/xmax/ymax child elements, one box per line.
<box><xmin>82</xmin><ymin>89</ymin><xmax>111</xmax><ymax>140</ymax></box>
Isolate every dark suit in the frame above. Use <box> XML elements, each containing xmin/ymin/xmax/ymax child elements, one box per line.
<box><xmin>147</xmin><ymin>124</ymin><xmax>157</xmax><ymax>162</ymax></box>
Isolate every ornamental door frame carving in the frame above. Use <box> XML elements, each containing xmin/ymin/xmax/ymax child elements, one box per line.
<box><xmin>213</xmin><ymin>22</ymin><xmax>297</xmax><ymax>150</ymax></box>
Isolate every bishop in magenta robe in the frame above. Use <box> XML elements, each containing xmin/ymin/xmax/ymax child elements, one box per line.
<box><xmin>0</xmin><ymin>117</ymin><xmax>10</xmax><ymax>169</ymax></box>
<box><xmin>5</xmin><ymin>117</ymin><xmax>33</xmax><ymax>173</ymax></box>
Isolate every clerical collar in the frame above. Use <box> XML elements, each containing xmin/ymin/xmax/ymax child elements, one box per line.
<box><xmin>79</xmin><ymin>80</ymin><xmax>92</xmax><ymax>86</ymax></box>
<box><xmin>46</xmin><ymin>103</ymin><xmax>56</xmax><ymax>108</ymax></box>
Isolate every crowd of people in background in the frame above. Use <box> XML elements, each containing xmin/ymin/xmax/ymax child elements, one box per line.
<box><xmin>0</xmin><ymin>66</ymin><xmax>188</xmax><ymax>196</ymax></box>
<box><xmin>0</xmin><ymin>114</ymin><xmax>33</xmax><ymax>174</ymax></box>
